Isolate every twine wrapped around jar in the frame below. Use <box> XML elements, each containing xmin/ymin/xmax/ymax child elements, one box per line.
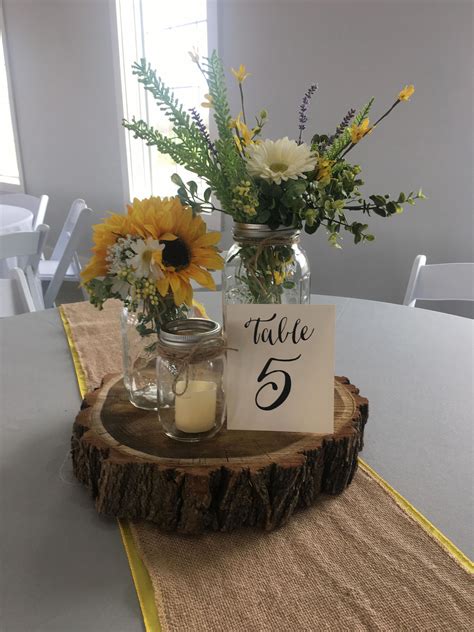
<box><xmin>156</xmin><ymin>337</ymin><xmax>235</xmax><ymax>395</ymax></box>
<box><xmin>231</xmin><ymin>227</ymin><xmax>301</xmax><ymax>302</ymax></box>
<box><xmin>242</xmin><ymin>233</ymin><xmax>299</xmax><ymax>269</ymax></box>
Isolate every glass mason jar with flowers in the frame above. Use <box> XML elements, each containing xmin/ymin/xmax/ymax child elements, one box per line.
<box><xmin>81</xmin><ymin>196</ymin><xmax>223</xmax><ymax>409</ymax></box>
<box><xmin>124</xmin><ymin>53</ymin><xmax>424</xmax><ymax>309</ymax></box>
<box><xmin>224</xmin><ymin>222</ymin><xmax>310</xmax><ymax>305</ymax></box>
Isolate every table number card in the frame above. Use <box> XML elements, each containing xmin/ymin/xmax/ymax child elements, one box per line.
<box><xmin>225</xmin><ymin>304</ymin><xmax>335</xmax><ymax>433</ymax></box>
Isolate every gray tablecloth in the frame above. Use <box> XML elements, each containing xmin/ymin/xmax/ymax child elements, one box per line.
<box><xmin>0</xmin><ymin>295</ymin><xmax>472</xmax><ymax>631</ymax></box>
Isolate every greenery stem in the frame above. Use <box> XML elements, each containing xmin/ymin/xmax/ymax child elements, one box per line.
<box><xmin>239</xmin><ymin>83</ymin><xmax>247</xmax><ymax>124</ymax></box>
<box><xmin>372</xmin><ymin>99</ymin><xmax>401</xmax><ymax>128</ymax></box>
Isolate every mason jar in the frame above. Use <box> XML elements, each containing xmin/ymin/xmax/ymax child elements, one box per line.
<box><xmin>223</xmin><ymin>223</ymin><xmax>311</xmax><ymax>307</ymax></box>
<box><xmin>121</xmin><ymin>301</ymin><xmax>188</xmax><ymax>410</ymax></box>
<box><xmin>156</xmin><ymin>318</ymin><xmax>226</xmax><ymax>442</ymax></box>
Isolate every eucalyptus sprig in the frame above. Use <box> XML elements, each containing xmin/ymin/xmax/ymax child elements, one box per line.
<box><xmin>123</xmin><ymin>59</ymin><xmax>224</xmax><ymax>192</ymax></box>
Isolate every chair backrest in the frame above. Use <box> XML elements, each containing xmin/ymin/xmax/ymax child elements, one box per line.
<box><xmin>0</xmin><ymin>224</ymin><xmax>50</xmax><ymax>272</ymax></box>
<box><xmin>403</xmin><ymin>254</ymin><xmax>474</xmax><ymax>307</ymax></box>
<box><xmin>51</xmin><ymin>199</ymin><xmax>87</xmax><ymax>261</ymax></box>
<box><xmin>43</xmin><ymin>207</ymin><xmax>93</xmax><ymax>308</ymax></box>
<box><xmin>0</xmin><ymin>267</ymin><xmax>36</xmax><ymax>317</ymax></box>
<box><xmin>0</xmin><ymin>193</ymin><xmax>49</xmax><ymax>229</ymax></box>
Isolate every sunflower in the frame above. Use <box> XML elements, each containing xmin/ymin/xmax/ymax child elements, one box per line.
<box><xmin>81</xmin><ymin>196</ymin><xmax>223</xmax><ymax>307</ymax></box>
<box><xmin>81</xmin><ymin>212</ymin><xmax>135</xmax><ymax>282</ymax></box>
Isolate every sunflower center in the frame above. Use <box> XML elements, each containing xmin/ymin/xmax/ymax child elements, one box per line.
<box><xmin>270</xmin><ymin>162</ymin><xmax>288</xmax><ymax>173</ymax></box>
<box><xmin>161</xmin><ymin>238</ymin><xmax>191</xmax><ymax>269</ymax></box>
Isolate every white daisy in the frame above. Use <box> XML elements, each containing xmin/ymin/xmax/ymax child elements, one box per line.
<box><xmin>129</xmin><ymin>238</ymin><xmax>165</xmax><ymax>280</ymax></box>
<box><xmin>245</xmin><ymin>137</ymin><xmax>316</xmax><ymax>185</ymax></box>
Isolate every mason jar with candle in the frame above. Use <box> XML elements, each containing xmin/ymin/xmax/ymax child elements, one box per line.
<box><xmin>223</xmin><ymin>223</ymin><xmax>310</xmax><ymax>308</ymax></box>
<box><xmin>156</xmin><ymin>319</ymin><xmax>226</xmax><ymax>442</ymax></box>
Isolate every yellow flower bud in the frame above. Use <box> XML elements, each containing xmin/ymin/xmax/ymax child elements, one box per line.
<box><xmin>398</xmin><ymin>84</ymin><xmax>415</xmax><ymax>101</ymax></box>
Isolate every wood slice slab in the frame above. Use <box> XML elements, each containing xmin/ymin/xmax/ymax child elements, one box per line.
<box><xmin>72</xmin><ymin>374</ymin><xmax>368</xmax><ymax>534</ymax></box>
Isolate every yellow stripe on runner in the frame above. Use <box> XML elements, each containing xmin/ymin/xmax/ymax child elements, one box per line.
<box><xmin>59</xmin><ymin>305</ymin><xmax>162</xmax><ymax>631</ymax></box>
<box><xmin>119</xmin><ymin>521</ymin><xmax>161</xmax><ymax>632</ymax></box>
<box><xmin>359</xmin><ymin>459</ymin><xmax>473</xmax><ymax>574</ymax></box>
<box><xmin>59</xmin><ymin>306</ymin><xmax>88</xmax><ymax>398</ymax></box>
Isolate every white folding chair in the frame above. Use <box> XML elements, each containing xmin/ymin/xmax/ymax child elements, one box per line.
<box><xmin>0</xmin><ymin>224</ymin><xmax>50</xmax><ymax>310</ymax></box>
<box><xmin>0</xmin><ymin>267</ymin><xmax>36</xmax><ymax>317</ymax></box>
<box><xmin>0</xmin><ymin>193</ymin><xmax>49</xmax><ymax>230</ymax></box>
<box><xmin>41</xmin><ymin>204</ymin><xmax>93</xmax><ymax>308</ymax></box>
<box><xmin>403</xmin><ymin>254</ymin><xmax>474</xmax><ymax>307</ymax></box>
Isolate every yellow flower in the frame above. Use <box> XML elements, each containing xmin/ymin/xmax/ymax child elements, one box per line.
<box><xmin>350</xmin><ymin>118</ymin><xmax>372</xmax><ymax>144</ymax></box>
<box><xmin>234</xmin><ymin>135</ymin><xmax>243</xmax><ymax>152</ymax></box>
<box><xmin>231</xmin><ymin>64</ymin><xmax>250</xmax><ymax>83</ymax></box>
<box><xmin>128</xmin><ymin>197</ymin><xmax>224</xmax><ymax>306</ymax></box>
<box><xmin>230</xmin><ymin>112</ymin><xmax>257</xmax><ymax>152</ymax></box>
<box><xmin>201</xmin><ymin>93</ymin><xmax>214</xmax><ymax>108</ymax></box>
<box><xmin>80</xmin><ymin>212</ymin><xmax>135</xmax><ymax>283</ymax></box>
<box><xmin>273</xmin><ymin>271</ymin><xmax>285</xmax><ymax>285</ymax></box>
<box><xmin>316</xmin><ymin>158</ymin><xmax>333</xmax><ymax>183</ymax></box>
<box><xmin>81</xmin><ymin>196</ymin><xmax>224</xmax><ymax>307</ymax></box>
<box><xmin>398</xmin><ymin>84</ymin><xmax>415</xmax><ymax>101</ymax></box>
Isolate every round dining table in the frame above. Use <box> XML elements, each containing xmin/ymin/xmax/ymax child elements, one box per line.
<box><xmin>0</xmin><ymin>294</ymin><xmax>472</xmax><ymax>631</ymax></box>
<box><xmin>0</xmin><ymin>203</ymin><xmax>34</xmax><ymax>278</ymax></box>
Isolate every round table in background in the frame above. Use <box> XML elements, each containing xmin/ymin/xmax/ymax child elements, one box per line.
<box><xmin>0</xmin><ymin>204</ymin><xmax>34</xmax><ymax>277</ymax></box>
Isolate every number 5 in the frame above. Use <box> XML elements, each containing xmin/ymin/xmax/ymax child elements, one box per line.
<box><xmin>255</xmin><ymin>355</ymin><xmax>302</xmax><ymax>411</ymax></box>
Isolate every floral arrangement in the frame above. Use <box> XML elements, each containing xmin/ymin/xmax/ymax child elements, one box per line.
<box><xmin>123</xmin><ymin>53</ymin><xmax>424</xmax><ymax>248</ymax></box>
<box><xmin>81</xmin><ymin>196</ymin><xmax>223</xmax><ymax>336</ymax></box>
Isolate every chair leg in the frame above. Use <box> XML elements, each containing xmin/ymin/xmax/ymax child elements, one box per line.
<box><xmin>26</xmin><ymin>268</ymin><xmax>45</xmax><ymax>310</ymax></box>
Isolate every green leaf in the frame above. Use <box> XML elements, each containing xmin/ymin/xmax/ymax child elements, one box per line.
<box><xmin>386</xmin><ymin>201</ymin><xmax>397</xmax><ymax>215</ymax></box>
<box><xmin>369</xmin><ymin>195</ymin><xmax>386</xmax><ymax>207</ymax></box>
<box><xmin>305</xmin><ymin>221</ymin><xmax>320</xmax><ymax>234</ymax></box>
<box><xmin>171</xmin><ymin>173</ymin><xmax>184</xmax><ymax>186</ymax></box>
<box><xmin>187</xmin><ymin>180</ymin><xmax>198</xmax><ymax>196</ymax></box>
<box><xmin>257</xmin><ymin>209</ymin><xmax>271</xmax><ymax>223</ymax></box>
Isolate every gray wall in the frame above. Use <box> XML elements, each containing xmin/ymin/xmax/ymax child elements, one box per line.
<box><xmin>2</xmin><ymin>0</ymin><xmax>126</xmax><ymax>252</ymax></box>
<box><xmin>218</xmin><ymin>0</ymin><xmax>473</xmax><ymax>316</ymax></box>
<box><xmin>3</xmin><ymin>0</ymin><xmax>473</xmax><ymax>315</ymax></box>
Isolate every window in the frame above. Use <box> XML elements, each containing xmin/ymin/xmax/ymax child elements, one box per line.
<box><xmin>0</xmin><ymin>4</ymin><xmax>23</xmax><ymax>191</ymax></box>
<box><xmin>115</xmin><ymin>0</ymin><xmax>219</xmax><ymax>228</ymax></box>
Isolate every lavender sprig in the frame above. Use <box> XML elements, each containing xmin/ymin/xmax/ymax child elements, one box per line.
<box><xmin>321</xmin><ymin>108</ymin><xmax>356</xmax><ymax>151</ymax></box>
<box><xmin>297</xmin><ymin>84</ymin><xmax>318</xmax><ymax>145</ymax></box>
<box><xmin>189</xmin><ymin>107</ymin><xmax>218</xmax><ymax>158</ymax></box>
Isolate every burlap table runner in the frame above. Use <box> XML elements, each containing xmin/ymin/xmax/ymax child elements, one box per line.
<box><xmin>61</xmin><ymin>300</ymin><xmax>473</xmax><ymax>631</ymax></box>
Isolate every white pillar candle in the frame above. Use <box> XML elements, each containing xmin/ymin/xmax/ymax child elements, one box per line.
<box><xmin>175</xmin><ymin>380</ymin><xmax>217</xmax><ymax>433</ymax></box>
